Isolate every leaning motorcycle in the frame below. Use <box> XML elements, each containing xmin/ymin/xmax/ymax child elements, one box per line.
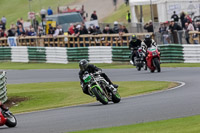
<box><xmin>0</xmin><ymin>108</ymin><xmax>17</xmax><ymax>127</ymax></box>
<box><xmin>146</xmin><ymin>46</ymin><xmax>161</xmax><ymax>73</ymax></box>
<box><xmin>82</xmin><ymin>71</ymin><xmax>121</xmax><ymax>105</ymax></box>
<box><xmin>134</xmin><ymin>47</ymin><xmax>147</xmax><ymax>71</ymax></box>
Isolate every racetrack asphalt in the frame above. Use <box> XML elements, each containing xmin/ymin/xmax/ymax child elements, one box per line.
<box><xmin>1</xmin><ymin>67</ymin><xmax>200</xmax><ymax>133</ymax></box>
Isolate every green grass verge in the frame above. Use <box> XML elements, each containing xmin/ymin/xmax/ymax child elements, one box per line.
<box><xmin>7</xmin><ymin>81</ymin><xmax>177</xmax><ymax>113</ymax></box>
<box><xmin>0</xmin><ymin>62</ymin><xmax>200</xmax><ymax>70</ymax></box>
<box><xmin>0</xmin><ymin>0</ymin><xmax>75</xmax><ymax>29</ymax></box>
<box><xmin>69</xmin><ymin>114</ymin><xmax>200</xmax><ymax>133</ymax></box>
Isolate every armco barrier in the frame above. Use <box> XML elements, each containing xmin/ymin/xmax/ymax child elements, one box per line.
<box><xmin>89</xmin><ymin>46</ymin><xmax>112</xmax><ymax>63</ymax></box>
<box><xmin>183</xmin><ymin>45</ymin><xmax>200</xmax><ymax>63</ymax></box>
<box><xmin>67</xmin><ymin>47</ymin><xmax>89</xmax><ymax>62</ymax></box>
<box><xmin>0</xmin><ymin>71</ymin><xmax>7</xmax><ymax>103</ymax></box>
<box><xmin>112</xmin><ymin>46</ymin><xmax>130</xmax><ymax>62</ymax></box>
<box><xmin>158</xmin><ymin>44</ymin><xmax>184</xmax><ymax>63</ymax></box>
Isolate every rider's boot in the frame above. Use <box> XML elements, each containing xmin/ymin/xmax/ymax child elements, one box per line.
<box><xmin>0</xmin><ymin>104</ymin><xmax>9</xmax><ymax>111</ymax></box>
<box><xmin>110</xmin><ymin>84</ymin><xmax>118</xmax><ymax>92</ymax></box>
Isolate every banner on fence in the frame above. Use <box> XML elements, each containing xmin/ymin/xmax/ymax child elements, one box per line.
<box><xmin>7</xmin><ymin>37</ymin><xmax>17</xmax><ymax>47</ymax></box>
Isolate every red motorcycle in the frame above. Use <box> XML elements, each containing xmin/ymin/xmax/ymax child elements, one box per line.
<box><xmin>146</xmin><ymin>46</ymin><xmax>161</xmax><ymax>73</ymax></box>
<box><xmin>0</xmin><ymin>108</ymin><xmax>17</xmax><ymax>128</ymax></box>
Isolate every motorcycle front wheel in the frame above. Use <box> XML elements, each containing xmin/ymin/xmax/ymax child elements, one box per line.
<box><xmin>153</xmin><ymin>58</ymin><xmax>161</xmax><ymax>72</ymax></box>
<box><xmin>112</xmin><ymin>91</ymin><xmax>121</xmax><ymax>103</ymax></box>
<box><xmin>5</xmin><ymin>112</ymin><xmax>17</xmax><ymax>127</ymax></box>
<box><xmin>92</xmin><ymin>87</ymin><xmax>108</xmax><ymax>105</ymax></box>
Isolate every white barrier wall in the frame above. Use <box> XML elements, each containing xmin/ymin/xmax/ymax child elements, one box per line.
<box><xmin>88</xmin><ymin>46</ymin><xmax>112</xmax><ymax>63</ymax></box>
<box><xmin>11</xmin><ymin>47</ymin><xmax>29</xmax><ymax>62</ymax></box>
<box><xmin>46</xmin><ymin>47</ymin><xmax>68</xmax><ymax>64</ymax></box>
<box><xmin>183</xmin><ymin>45</ymin><xmax>200</xmax><ymax>63</ymax></box>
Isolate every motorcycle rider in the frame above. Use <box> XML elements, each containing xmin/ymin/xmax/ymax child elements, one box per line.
<box><xmin>129</xmin><ymin>34</ymin><xmax>142</xmax><ymax>65</ymax></box>
<box><xmin>142</xmin><ymin>34</ymin><xmax>158</xmax><ymax>59</ymax></box>
<box><xmin>79</xmin><ymin>59</ymin><xmax>118</xmax><ymax>96</ymax></box>
<box><xmin>0</xmin><ymin>101</ymin><xmax>8</xmax><ymax>111</ymax></box>
<box><xmin>143</xmin><ymin>34</ymin><xmax>157</xmax><ymax>50</ymax></box>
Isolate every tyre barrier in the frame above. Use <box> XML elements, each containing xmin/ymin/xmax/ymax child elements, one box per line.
<box><xmin>0</xmin><ymin>45</ymin><xmax>199</xmax><ymax>63</ymax></box>
<box><xmin>0</xmin><ymin>71</ymin><xmax>7</xmax><ymax>103</ymax></box>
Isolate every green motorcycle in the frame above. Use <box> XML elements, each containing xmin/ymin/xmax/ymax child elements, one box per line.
<box><xmin>83</xmin><ymin>71</ymin><xmax>121</xmax><ymax>105</ymax></box>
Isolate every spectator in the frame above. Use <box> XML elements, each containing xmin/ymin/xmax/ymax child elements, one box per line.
<box><xmin>90</xmin><ymin>11</ymin><xmax>98</xmax><ymax>21</ymax></box>
<box><xmin>171</xmin><ymin>11</ymin><xmax>179</xmax><ymax>22</ymax></box>
<box><xmin>195</xmin><ymin>21</ymin><xmax>200</xmax><ymax>31</ymax></box>
<box><xmin>103</xmin><ymin>24</ymin><xmax>114</xmax><ymax>34</ymax></box>
<box><xmin>17</xmin><ymin>24</ymin><xmax>25</xmax><ymax>36</ymax></box>
<box><xmin>0</xmin><ymin>21</ymin><xmax>6</xmax><ymax>31</ymax></box>
<box><xmin>159</xmin><ymin>22</ymin><xmax>169</xmax><ymax>44</ymax></box>
<box><xmin>113</xmin><ymin>0</ymin><xmax>118</xmax><ymax>10</ymax></box>
<box><xmin>87</xmin><ymin>25</ymin><xmax>95</xmax><ymax>34</ymax></box>
<box><xmin>68</xmin><ymin>24</ymin><xmax>75</xmax><ymax>35</ymax></box>
<box><xmin>81</xmin><ymin>23</ymin><xmax>88</xmax><ymax>34</ymax></box>
<box><xmin>186</xmin><ymin>14</ymin><xmax>192</xmax><ymax>23</ymax></box>
<box><xmin>1</xmin><ymin>16</ymin><xmax>6</xmax><ymax>25</ymax></box>
<box><xmin>95</xmin><ymin>26</ymin><xmax>102</xmax><ymax>34</ymax></box>
<box><xmin>32</xmin><ymin>18</ymin><xmax>39</xmax><ymax>32</ymax></box>
<box><xmin>58</xmin><ymin>25</ymin><xmax>64</xmax><ymax>35</ymax></box>
<box><xmin>28</xmin><ymin>28</ymin><xmax>36</xmax><ymax>36</ymax></box>
<box><xmin>124</xmin><ymin>0</ymin><xmax>129</xmax><ymax>6</ymax></box>
<box><xmin>113</xmin><ymin>21</ymin><xmax>119</xmax><ymax>33</ymax></box>
<box><xmin>48</xmin><ymin>26</ymin><xmax>55</xmax><ymax>36</ymax></box>
<box><xmin>47</xmin><ymin>7</ymin><xmax>53</xmax><ymax>15</ymax></box>
<box><xmin>184</xmin><ymin>22</ymin><xmax>190</xmax><ymax>44</ymax></box>
<box><xmin>0</xmin><ymin>28</ymin><xmax>7</xmax><ymax>37</ymax></box>
<box><xmin>122</xmin><ymin>25</ymin><xmax>129</xmax><ymax>33</ymax></box>
<box><xmin>74</xmin><ymin>24</ymin><xmax>81</xmax><ymax>37</ymax></box>
<box><xmin>53</xmin><ymin>26</ymin><xmax>60</xmax><ymax>37</ymax></box>
<box><xmin>126</xmin><ymin>10</ymin><xmax>131</xmax><ymax>23</ymax></box>
<box><xmin>144</xmin><ymin>20</ymin><xmax>154</xmax><ymax>32</ymax></box>
<box><xmin>19</xmin><ymin>17</ymin><xmax>24</xmax><ymax>25</ymax></box>
<box><xmin>180</xmin><ymin>11</ymin><xmax>186</xmax><ymax>28</ymax></box>
<box><xmin>16</xmin><ymin>19</ymin><xmax>23</xmax><ymax>27</ymax></box>
<box><xmin>7</xmin><ymin>24</ymin><xmax>17</xmax><ymax>37</ymax></box>
<box><xmin>169</xmin><ymin>19</ymin><xmax>182</xmax><ymax>44</ymax></box>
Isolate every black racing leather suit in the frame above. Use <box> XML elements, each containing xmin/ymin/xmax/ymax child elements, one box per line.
<box><xmin>129</xmin><ymin>39</ymin><xmax>142</xmax><ymax>62</ymax></box>
<box><xmin>79</xmin><ymin>64</ymin><xmax>113</xmax><ymax>95</ymax></box>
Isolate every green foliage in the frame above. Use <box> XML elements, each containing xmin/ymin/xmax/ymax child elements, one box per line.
<box><xmin>7</xmin><ymin>81</ymin><xmax>176</xmax><ymax>113</ymax></box>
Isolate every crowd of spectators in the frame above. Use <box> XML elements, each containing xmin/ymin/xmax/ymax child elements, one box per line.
<box><xmin>158</xmin><ymin>11</ymin><xmax>200</xmax><ymax>44</ymax></box>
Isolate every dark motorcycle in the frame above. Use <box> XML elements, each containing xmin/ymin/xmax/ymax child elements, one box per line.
<box><xmin>82</xmin><ymin>71</ymin><xmax>121</xmax><ymax>105</ymax></box>
<box><xmin>134</xmin><ymin>47</ymin><xmax>147</xmax><ymax>71</ymax></box>
<box><xmin>0</xmin><ymin>108</ymin><xmax>17</xmax><ymax>128</ymax></box>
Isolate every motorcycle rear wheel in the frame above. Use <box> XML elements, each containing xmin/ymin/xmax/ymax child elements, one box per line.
<box><xmin>92</xmin><ymin>87</ymin><xmax>108</xmax><ymax>105</ymax></box>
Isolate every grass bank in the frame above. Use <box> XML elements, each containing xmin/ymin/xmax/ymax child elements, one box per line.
<box><xmin>6</xmin><ymin>81</ymin><xmax>177</xmax><ymax>113</ymax></box>
<box><xmin>0</xmin><ymin>62</ymin><xmax>200</xmax><ymax>70</ymax></box>
<box><xmin>69</xmin><ymin>114</ymin><xmax>200</xmax><ymax>133</ymax></box>
<box><xmin>102</xmin><ymin>4</ymin><xmax>151</xmax><ymax>23</ymax></box>
<box><xmin>0</xmin><ymin>0</ymin><xmax>75</xmax><ymax>28</ymax></box>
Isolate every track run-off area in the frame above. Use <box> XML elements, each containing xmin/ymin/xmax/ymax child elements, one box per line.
<box><xmin>1</xmin><ymin>67</ymin><xmax>200</xmax><ymax>133</ymax></box>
